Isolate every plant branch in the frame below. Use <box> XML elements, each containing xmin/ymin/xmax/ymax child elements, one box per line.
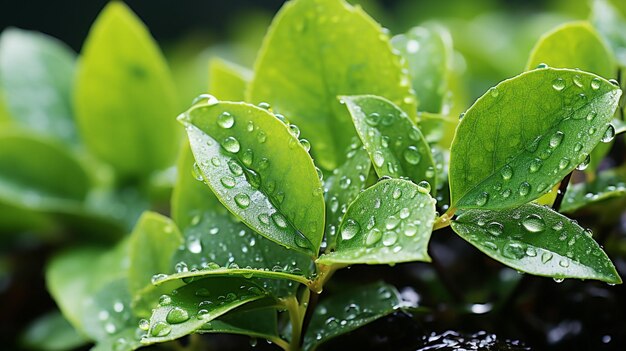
<box><xmin>552</xmin><ymin>172</ymin><xmax>573</xmax><ymax>212</ymax></box>
<box><xmin>284</xmin><ymin>296</ymin><xmax>304</xmax><ymax>351</ymax></box>
<box><xmin>433</xmin><ymin>208</ymin><xmax>456</xmax><ymax>231</ymax></box>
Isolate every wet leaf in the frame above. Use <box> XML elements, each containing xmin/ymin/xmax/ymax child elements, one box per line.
<box><xmin>449</xmin><ymin>68</ymin><xmax>621</xmax><ymax>210</ymax></box>
<box><xmin>392</xmin><ymin>24</ymin><xmax>452</xmax><ymax>113</ymax></box>
<box><xmin>526</xmin><ymin>21</ymin><xmax>615</xmax><ymax>78</ymax></box>
<box><xmin>591</xmin><ymin>0</ymin><xmax>626</xmax><ymax>67</ymax></box>
<box><xmin>323</xmin><ymin>145</ymin><xmax>371</xmax><ymax>251</ymax></box>
<box><xmin>128</xmin><ymin>212</ymin><xmax>183</xmax><ymax>317</ymax></box>
<box><xmin>180</xmin><ymin>100</ymin><xmax>325</xmax><ymax>256</ymax></box>
<box><xmin>141</xmin><ymin>277</ymin><xmax>271</xmax><ymax>344</ymax></box>
<box><xmin>317</xmin><ymin>179</ymin><xmax>435</xmax><ymax>265</ymax></box>
<box><xmin>303</xmin><ymin>281</ymin><xmax>402</xmax><ymax>351</ymax></box>
<box><xmin>198</xmin><ymin>308</ymin><xmax>280</xmax><ymax>344</ymax></box>
<box><xmin>561</xmin><ymin>168</ymin><xmax>626</xmax><ymax>213</ymax></box>
<box><xmin>418</xmin><ymin>112</ymin><xmax>458</xmax><ymax>148</ymax></box>
<box><xmin>342</xmin><ymin>95</ymin><xmax>436</xmax><ymax>195</ymax></box>
<box><xmin>168</xmin><ymin>144</ymin><xmax>314</xmax><ymax>295</ymax></box>
<box><xmin>248</xmin><ymin>0</ymin><xmax>416</xmax><ymax>170</ymax></box>
<box><xmin>20</xmin><ymin>311</ymin><xmax>88</xmax><ymax>351</ymax></box>
<box><xmin>74</xmin><ymin>2</ymin><xmax>178</xmax><ymax>181</ymax></box>
<box><xmin>451</xmin><ymin>203</ymin><xmax>622</xmax><ymax>284</ymax></box>
<box><xmin>0</xmin><ymin>28</ymin><xmax>77</xmax><ymax>143</ymax></box>
<box><xmin>208</xmin><ymin>57</ymin><xmax>251</xmax><ymax>101</ymax></box>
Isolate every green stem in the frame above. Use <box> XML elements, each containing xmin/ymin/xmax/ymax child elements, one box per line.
<box><xmin>433</xmin><ymin>208</ymin><xmax>456</xmax><ymax>231</ymax></box>
<box><xmin>284</xmin><ymin>295</ymin><xmax>305</xmax><ymax>351</ymax></box>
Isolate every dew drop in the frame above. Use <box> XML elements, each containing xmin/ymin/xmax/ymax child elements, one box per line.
<box><xmin>541</xmin><ymin>252</ymin><xmax>553</xmax><ymax>264</ymax></box>
<box><xmin>166</xmin><ymin>307</ymin><xmax>190</xmax><ymax>324</ymax></box>
<box><xmin>373</xmin><ymin>151</ymin><xmax>385</xmax><ymax>168</ymax></box>
<box><xmin>475</xmin><ymin>192</ymin><xmax>489</xmax><ymax>206</ymax></box>
<box><xmin>529</xmin><ymin>158</ymin><xmax>542</xmax><ymax>173</ymax></box>
<box><xmin>341</xmin><ymin>219</ymin><xmax>360</xmax><ymax>241</ymax></box>
<box><xmin>489</xmin><ymin>87</ymin><xmax>499</xmax><ymax>97</ymax></box>
<box><xmin>220</xmin><ymin>176</ymin><xmax>236</xmax><ymax>188</ymax></box>
<box><xmin>519</xmin><ymin>182</ymin><xmax>530</xmax><ymax>196</ymax></box>
<box><xmin>590</xmin><ymin>77</ymin><xmax>601</xmax><ymax>90</ymax></box>
<box><xmin>187</xmin><ymin>236</ymin><xmax>202</xmax><ymax>254</ymax></box>
<box><xmin>501</xmin><ymin>165</ymin><xmax>513</xmax><ymax>180</ymax></box>
<box><xmin>404</xmin><ymin>146</ymin><xmax>421</xmax><ymax>165</ymax></box>
<box><xmin>192</xmin><ymin>163</ymin><xmax>204</xmax><ymax>181</ymax></box>
<box><xmin>271</xmin><ymin>213</ymin><xmax>289</xmax><ymax>228</ymax></box>
<box><xmin>365</xmin><ymin>228</ymin><xmax>382</xmax><ymax>246</ymax></box>
<box><xmin>382</xmin><ymin>231</ymin><xmax>398</xmax><ymax>246</ymax></box>
<box><xmin>385</xmin><ymin>216</ymin><xmax>400</xmax><ymax>230</ymax></box>
<box><xmin>552</xmin><ymin>78</ymin><xmax>565</xmax><ymax>91</ymax></box>
<box><xmin>234</xmin><ymin>193</ymin><xmax>250</xmax><ymax>208</ymax></box>
<box><xmin>522</xmin><ymin>214</ymin><xmax>545</xmax><ymax>233</ymax></box>
<box><xmin>150</xmin><ymin>321</ymin><xmax>171</xmax><ymax>337</ymax></box>
<box><xmin>576</xmin><ymin>154</ymin><xmax>590</xmax><ymax>170</ymax></box>
<box><xmin>486</xmin><ymin>222</ymin><xmax>503</xmax><ymax>236</ymax></box>
<box><xmin>601</xmin><ymin>124</ymin><xmax>616</xmax><ymax>143</ymax></box>
<box><xmin>222</xmin><ymin>137</ymin><xmax>241</xmax><ymax>153</ymax></box>
<box><xmin>217</xmin><ymin>112</ymin><xmax>234</xmax><ymax>128</ymax></box>
<box><xmin>558</xmin><ymin>157</ymin><xmax>570</xmax><ymax>170</ymax></box>
<box><xmin>417</xmin><ymin>181</ymin><xmax>431</xmax><ymax>193</ymax></box>
<box><xmin>549</xmin><ymin>131</ymin><xmax>564</xmax><ymax>148</ymax></box>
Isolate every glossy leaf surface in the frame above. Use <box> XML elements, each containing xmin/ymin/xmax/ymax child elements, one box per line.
<box><xmin>303</xmin><ymin>282</ymin><xmax>402</xmax><ymax>351</ymax></box>
<box><xmin>0</xmin><ymin>28</ymin><xmax>77</xmax><ymax>142</ymax></box>
<box><xmin>20</xmin><ymin>311</ymin><xmax>88</xmax><ymax>351</ymax></box>
<box><xmin>248</xmin><ymin>0</ymin><xmax>417</xmax><ymax>170</ymax></box>
<box><xmin>181</xmin><ymin>100</ymin><xmax>325</xmax><ymax>256</ymax></box>
<box><xmin>142</xmin><ymin>277</ymin><xmax>270</xmax><ymax>344</ymax></box>
<box><xmin>208</xmin><ymin>57</ymin><xmax>251</xmax><ymax>101</ymax></box>
<box><xmin>449</xmin><ymin>68</ymin><xmax>621</xmax><ymax>210</ymax></box>
<box><xmin>561</xmin><ymin>168</ymin><xmax>626</xmax><ymax>213</ymax></box>
<box><xmin>591</xmin><ymin>0</ymin><xmax>626</xmax><ymax>66</ymax></box>
<box><xmin>451</xmin><ymin>203</ymin><xmax>622</xmax><ymax>283</ymax></box>
<box><xmin>343</xmin><ymin>95</ymin><xmax>436</xmax><ymax>194</ymax></box>
<box><xmin>74</xmin><ymin>2</ymin><xmax>178</xmax><ymax>180</ymax></box>
<box><xmin>391</xmin><ymin>24</ymin><xmax>452</xmax><ymax>113</ymax></box>
<box><xmin>526</xmin><ymin>21</ymin><xmax>615</xmax><ymax>77</ymax></box>
<box><xmin>317</xmin><ymin>179</ymin><xmax>435</xmax><ymax>265</ymax></box>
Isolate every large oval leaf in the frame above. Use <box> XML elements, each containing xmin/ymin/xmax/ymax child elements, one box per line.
<box><xmin>317</xmin><ymin>179</ymin><xmax>435</xmax><ymax>265</ymax></box>
<box><xmin>208</xmin><ymin>57</ymin><xmax>251</xmax><ymax>101</ymax></box>
<box><xmin>247</xmin><ymin>0</ymin><xmax>416</xmax><ymax>170</ymax></box>
<box><xmin>74</xmin><ymin>2</ymin><xmax>178</xmax><ymax>181</ymax></box>
<box><xmin>180</xmin><ymin>99</ymin><xmax>325</xmax><ymax>256</ymax></box>
<box><xmin>391</xmin><ymin>24</ymin><xmax>452</xmax><ymax>114</ymax></box>
<box><xmin>449</xmin><ymin>68</ymin><xmax>621</xmax><ymax>210</ymax></box>
<box><xmin>342</xmin><ymin>95</ymin><xmax>436</xmax><ymax>194</ymax></box>
<box><xmin>526</xmin><ymin>21</ymin><xmax>615</xmax><ymax>77</ymax></box>
<box><xmin>323</xmin><ymin>144</ymin><xmax>372</xmax><ymax>251</ymax></box>
<box><xmin>141</xmin><ymin>277</ymin><xmax>271</xmax><ymax>345</ymax></box>
<box><xmin>303</xmin><ymin>282</ymin><xmax>403</xmax><ymax>351</ymax></box>
<box><xmin>0</xmin><ymin>28</ymin><xmax>77</xmax><ymax>143</ymax></box>
<box><xmin>168</xmin><ymin>144</ymin><xmax>314</xmax><ymax>294</ymax></box>
<box><xmin>451</xmin><ymin>203</ymin><xmax>621</xmax><ymax>284</ymax></box>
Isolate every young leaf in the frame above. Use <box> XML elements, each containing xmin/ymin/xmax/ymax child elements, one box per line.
<box><xmin>198</xmin><ymin>308</ymin><xmax>281</xmax><ymax>345</ymax></box>
<box><xmin>317</xmin><ymin>179</ymin><xmax>435</xmax><ymax>265</ymax></box>
<box><xmin>74</xmin><ymin>2</ymin><xmax>178</xmax><ymax>181</ymax></box>
<box><xmin>168</xmin><ymin>144</ymin><xmax>314</xmax><ymax>294</ymax></box>
<box><xmin>561</xmin><ymin>168</ymin><xmax>626</xmax><ymax>213</ymax></box>
<box><xmin>391</xmin><ymin>24</ymin><xmax>452</xmax><ymax>113</ymax></box>
<box><xmin>180</xmin><ymin>100</ymin><xmax>325</xmax><ymax>256</ymax></box>
<box><xmin>20</xmin><ymin>311</ymin><xmax>88</xmax><ymax>351</ymax></box>
<box><xmin>208</xmin><ymin>57</ymin><xmax>252</xmax><ymax>101</ymax></box>
<box><xmin>342</xmin><ymin>95</ymin><xmax>436</xmax><ymax>194</ymax></box>
<box><xmin>128</xmin><ymin>212</ymin><xmax>183</xmax><ymax>317</ymax></box>
<box><xmin>591</xmin><ymin>0</ymin><xmax>626</xmax><ymax>67</ymax></box>
<box><xmin>324</xmin><ymin>145</ymin><xmax>372</xmax><ymax>251</ymax></box>
<box><xmin>451</xmin><ymin>203</ymin><xmax>622</xmax><ymax>284</ymax></box>
<box><xmin>0</xmin><ymin>28</ymin><xmax>77</xmax><ymax>143</ymax></box>
<box><xmin>449</xmin><ymin>68</ymin><xmax>621</xmax><ymax>210</ymax></box>
<box><xmin>526</xmin><ymin>21</ymin><xmax>615</xmax><ymax>78</ymax></box>
<box><xmin>141</xmin><ymin>277</ymin><xmax>271</xmax><ymax>344</ymax></box>
<box><xmin>303</xmin><ymin>281</ymin><xmax>403</xmax><ymax>351</ymax></box>
<box><xmin>248</xmin><ymin>0</ymin><xmax>417</xmax><ymax>170</ymax></box>
<box><xmin>418</xmin><ymin>112</ymin><xmax>458</xmax><ymax>148</ymax></box>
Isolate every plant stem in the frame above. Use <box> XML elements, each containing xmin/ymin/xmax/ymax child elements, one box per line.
<box><xmin>552</xmin><ymin>172</ymin><xmax>572</xmax><ymax>212</ymax></box>
<box><xmin>433</xmin><ymin>208</ymin><xmax>456</xmax><ymax>231</ymax></box>
<box><xmin>284</xmin><ymin>295</ymin><xmax>305</xmax><ymax>351</ymax></box>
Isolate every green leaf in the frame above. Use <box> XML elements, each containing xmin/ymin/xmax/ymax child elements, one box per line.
<box><xmin>20</xmin><ymin>311</ymin><xmax>88</xmax><ymax>351</ymax></box>
<box><xmin>208</xmin><ymin>57</ymin><xmax>252</xmax><ymax>101</ymax></box>
<box><xmin>591</xmin><ymin>0</ymin><xmax>626</xmax><ymax>67</ymax></box>
<box><xmin>324</xmin><ymin>145</ymin><xmax>372</xmax><ymax>251</ymax></box>
<box><xmin>561</xmin><ymin>168</ymin><xmax>626</xmax><ymax>213</ymax></box>
<box><xmin>342</xmin><ymin>95</ymin><xmax>436</xmax><ymax>194</ymax></box>
<box><xmin>198</xmin><ymin>308</ymin><xmax>281</xmax><ymax>344</ymax></box>
<box><xmin>451</xmin><ymin>203</ymin><xmax>622</xmax><ymax>284</ymax></box>
<box><xmin>180</xmin><ymin>100</ymin><xmax>325</xmax><ymax>256</ymax></box>
<box><xmin>141</xmin><ymin>277</ymin><xmax>271</xmax><ymax>344</ymax></box>
<box><xmin>391</xmin><ymin>24</ymin><xmax>452</xmax><ymax>113</ymax></box>
<box><xmin>417</xmin><ymin>112</ymin><xmax>458</xmax><ymax>148</ymax></box>
<box><xmin>449</xmin><ymin>68</ymin><xmax>621</xmax><ymax>210</ymax></box>
<box><xmin>248</xmin><ymin>0</ymin><xmax>417</xmax><ymax>170</ymax></box>
<box><xmin>526</xmin><ymin>21</ymin><xmax>615</xmax><ymax>78</ymax></box>
<box><xmin>303</xmin><ymin>281</ymin><xmax>402</xmax><ymax>351</ymax></box>
<box><xmin>317</xmin><ymin>179</ymin><xmax>435</xmax><ymax>265</ymax></box>
<box><xmin>74</xmin><ymin>2</ymin><xmax>178</xmax><ymax>181</ymax></box>
<box><xmin>168</xmin><ymin>144</ymin><xmax>314</xmax><ymax>294</ymax></box>
<box><xmin>128</xmin><ymin>212</ymin><xmax>183</xmax><ymax>317</ymax></box>
<box><xmin>0</xmin><ymin>28</ymin><xmax>77</xmax><ymax>143</ymax></box>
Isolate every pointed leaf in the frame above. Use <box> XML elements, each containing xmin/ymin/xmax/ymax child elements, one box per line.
<box><xmin>248</xmin><ymin>0</ymin><xmax>417</xmax><ymax>170</ymax></box>
<box><xmin>391</xmin><ymin>24</ymin><xmax>452</xmax><ymax>113</ymax></box>
<box><xmin>317</xmin><ymin>179</ymin><xmax>435</xmax><ymax>265</ymax></box>
<box><xmin>449</xmin><ymin>68</ymin><xmax>621</xmax><ymax>210</ymax></box>
<box><xmin>208</xmin><ymin>57</ymin><xmax>251</xmax><ymax>101</ymax></box>
<box><xmin>561</xmin><ymin>168</ymin><xmax>626</xmax><ymax>213</ymax></box>
<box><xmin>303</xmin><ymin>282</ymin><xmax>402</xmax><ymax>351</ymax></box>
<box><xmin>128</xmin><ymin>212</ymin><xmax>183</xmax><ymax>317</ymax></box>
<box><xmin>0</xmin><ymin>28</ymin><xmax>77</xmax><ymax>143</ymax></box>
<box><xmin>168</xmin><ymin>144</ymin><xmax>314</xmax><ymax>295</ymax></box>
<box><xmin>141</xmin><ymin>277</ymin><xmax>271</xmax><ymax>345</ymax></box>
<box><xmin>324</xmin><ymin>145</ymin><xmax>371</xmax><ymax>251</ymax></box>
<box><xmin>342</xmin><ymin>95</ymin><xmax>436</xmax><ymax>194</ymax></box>
<box><xmin>418</xmin><ymin>112</ymin><xmax>458</xmax><ymax>148</ymax></box>
<box><xmin>74</xmin><ymin>2</ymin><xmax>178</xmax><ymax>180</ymax></box>
<box><xmin>526</xmin><ymin>21</ymin><xmax>615</xmax><ymax>77</ymax></box>
<box><xmin>181</xmin><ymin>100</ymin><xmax>325</xmax><ymax>256</ymax></box>
<box><xmin>198</xmin><ymin>308</ymin><xmax>280</xmax><ymax>343</ymax></box>
<box><xmin>451</xmin><ymin>203</ymin><xmax>622</xmax><ymax>284</ymax></box>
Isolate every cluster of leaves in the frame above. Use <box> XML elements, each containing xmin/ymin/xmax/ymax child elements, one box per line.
<box><xmin>2</xmin><ymin>0</ymin><xmax>626</xmax><ymax>350</ymax></box>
